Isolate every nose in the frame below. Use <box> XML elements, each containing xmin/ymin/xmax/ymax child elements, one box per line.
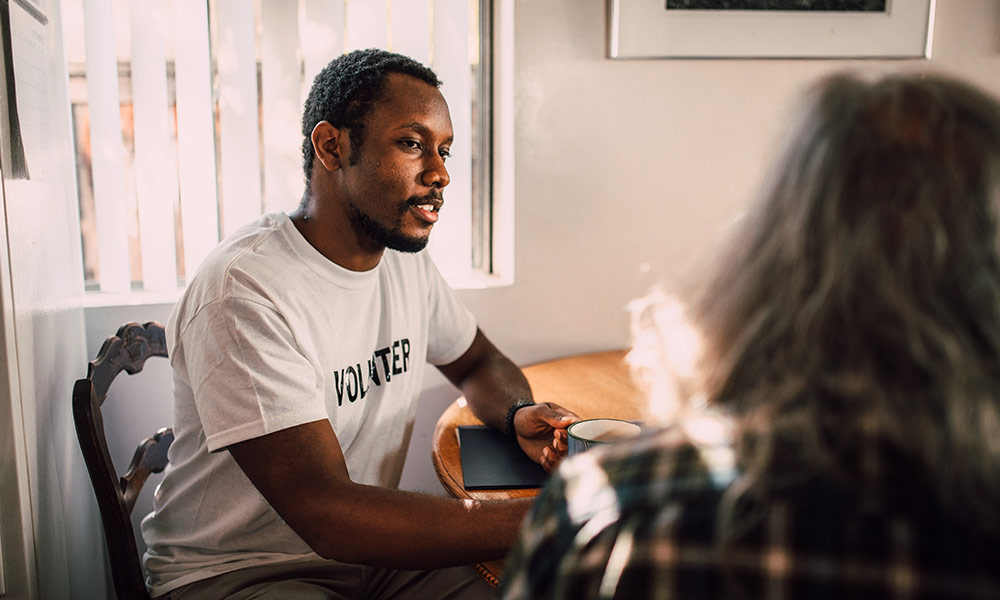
<box><xmin>421</xmin><ymin>154</ymin><xmax>450</xmax><ymax>189</ymax></box>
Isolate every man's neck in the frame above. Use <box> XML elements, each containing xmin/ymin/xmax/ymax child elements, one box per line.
<box><xmin>289</xmin><ymin>203</ymin><xmax>385</xmax><ymax>272</ymax></box>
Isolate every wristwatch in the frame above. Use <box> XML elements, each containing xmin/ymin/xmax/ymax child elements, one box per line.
<box><xmin>503</xmin><ymin>399</ymin><xmax>536</xmax><ymax>443</ymax></box>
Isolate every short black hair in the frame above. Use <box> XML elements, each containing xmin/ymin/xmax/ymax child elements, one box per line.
<box><xmin>300</xmin><ymin>48</ymin><xmax>441</xmax><ymax>184</ymax></box>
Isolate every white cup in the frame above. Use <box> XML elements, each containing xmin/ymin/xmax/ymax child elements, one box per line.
<box><xmin>567</xmin><ymin>418</ymin><xmax>642</xmax><ymax>455</ymax></box>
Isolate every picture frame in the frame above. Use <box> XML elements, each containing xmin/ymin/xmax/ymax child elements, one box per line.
<box><xmin>607</xmin><ymin>0</ymin><xmax>935</xmax><ymax>59</ymax></box>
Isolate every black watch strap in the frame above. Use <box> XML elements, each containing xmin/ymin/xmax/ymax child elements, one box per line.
<box><xmin>504</xmin><ymin>399</ymin><xmax>536</xmax><ymax>443</ymax></box>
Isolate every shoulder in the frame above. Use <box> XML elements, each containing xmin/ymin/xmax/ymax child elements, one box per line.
<box><xmin>559</xmin><ymin>425</ymin><xmax>734</xmax><ymax>511</ymax></box>
<box><xmin>502</xmin><ymin>428</ymin><xmax>730</xmax><ymax>599</ymax></box>
<box><xmin>187</xmin><ymin>213</ymin><xmax>288</xmax><ymax>294</ymax></box>
<box><xmin>530</xmin><ymin>426</ymin><xmax>733</xmax><ymax>552</ymax></box>
<box><xmin>168</xmin><ymin>214</ymin><xmax>293</xmax><ymax>335</ymax></box>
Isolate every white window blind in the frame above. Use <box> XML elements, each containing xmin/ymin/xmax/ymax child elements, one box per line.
<box><xmin>130</xmin><ymin>0</ymin><xmax>179</xmax><ymax>293</ymax></box>
<box><xmin>63</xmin><ymin>0</ymin><xmax>492</xmax><ymax>296</ymax></box>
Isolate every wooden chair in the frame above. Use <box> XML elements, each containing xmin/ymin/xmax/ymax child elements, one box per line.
<box><xmin>73</xmin><ymin>321</ymin><xmax>171</xmax><ymax>600</ymax></box>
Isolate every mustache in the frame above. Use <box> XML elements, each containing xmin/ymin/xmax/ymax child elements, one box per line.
<box><xmin>407</xmin><ymin>191</ymin><xmax>443</xmax><ymax>205</ymax></box>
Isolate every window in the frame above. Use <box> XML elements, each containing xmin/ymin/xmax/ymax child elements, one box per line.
<box><xmin>62</xmin><ymin>0</ymin><xmax>508</xmax><ymax>297</ymax></box>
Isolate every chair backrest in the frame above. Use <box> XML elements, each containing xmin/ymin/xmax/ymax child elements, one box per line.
<box><xmin>73</xmin><ymin>321</ymin><xmax>171</xmax><ymax>600</ymax></box>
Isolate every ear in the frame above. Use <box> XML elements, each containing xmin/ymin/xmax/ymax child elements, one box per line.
<box><xmin>311</xmin><ymin>121</ymin><xmax>345</xmax><ymax>172</ymax></box>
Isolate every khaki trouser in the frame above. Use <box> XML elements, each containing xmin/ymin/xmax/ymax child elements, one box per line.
<box><xmin>156</xmin><ymin>558</ymin><xmax>496</xmax><ymax>600</ymax></box>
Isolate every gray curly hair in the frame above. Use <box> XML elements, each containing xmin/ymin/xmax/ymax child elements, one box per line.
<box><xmin>690</xmin><ymin>71</ymin><xmax>1000</xmax><ymax>532</ymax></box>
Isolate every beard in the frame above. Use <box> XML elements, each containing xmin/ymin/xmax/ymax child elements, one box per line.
<box><xmin>347</xmin><ymin>200</ymin><xmax>430</xmax><ymax>253</ymax></box>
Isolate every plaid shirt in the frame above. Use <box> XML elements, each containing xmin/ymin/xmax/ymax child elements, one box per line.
<box><xmin>500</xmin><ymin>426</ymin><xmax>1000</xmax><ymax>600</ymax></box>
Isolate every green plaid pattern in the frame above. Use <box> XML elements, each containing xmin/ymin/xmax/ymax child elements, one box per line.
<box><xmin>500</xmin><ymin>427</ymin><xmax>1000</xmax><ymax>600</ymax></box>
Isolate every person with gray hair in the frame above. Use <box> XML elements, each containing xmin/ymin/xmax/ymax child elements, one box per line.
<box><xmin>501</xmin><ymin>72</ymin><xmax>1000</xmax><ymax>599</ymax></box>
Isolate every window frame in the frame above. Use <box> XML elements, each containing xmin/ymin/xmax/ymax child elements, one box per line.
<box><xmin>65</xmin><ymin>0</ymin><xmax>515</xmax><ymax>306</ymax></box>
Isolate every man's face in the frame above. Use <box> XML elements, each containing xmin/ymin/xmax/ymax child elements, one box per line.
<box><xmin>340</xmin><ymin>73</ymin><xmax>454</xmax><ymax>253</ymax></box>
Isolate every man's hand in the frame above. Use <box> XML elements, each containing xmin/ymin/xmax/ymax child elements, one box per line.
<box><xmin>437</xmin><ymin>329</ymin><xmax>580</xmax><ymax>471</ymax></box>
<box><xmin>513</xmin><ymin>402</ymin><xmax>578</xmax><ymax>472</ymax></box>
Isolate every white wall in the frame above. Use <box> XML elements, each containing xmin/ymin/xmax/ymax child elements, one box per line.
<box><xmin>0</xmin><ymin>0</ymin><xmax>110</xmax><ymax>598</ymax></box>
<box><xmin>466</xmin><ymin>0</ymin><xmax>1000</xmax><ymax>362</ymax></box>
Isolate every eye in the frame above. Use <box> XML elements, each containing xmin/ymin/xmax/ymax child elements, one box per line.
<box><xmin>400</xmin><ymin>139</ymin><xmax>421</xmax><ymax>151</ymax></box>
<box><xmin>439</xmin><ymin>148</ymin><xmax>451</xmax><ymax>162</ymax></box>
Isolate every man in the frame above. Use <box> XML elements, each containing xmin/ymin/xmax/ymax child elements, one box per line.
<box><xmin>141</xmin><ymin>49</ymin><xmax>576</xmax><ymax>599</ymax></box>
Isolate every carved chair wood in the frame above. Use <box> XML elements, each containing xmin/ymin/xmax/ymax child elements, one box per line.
<box><xmin>72</xmin><ymin>321</ymin><xmax>171</xmax><ymax>600</ymax></box>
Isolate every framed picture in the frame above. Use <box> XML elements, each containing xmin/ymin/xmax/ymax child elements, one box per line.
<box><xmin>608</xmin><ymin>0</ymin><xmax>935</xmax><ymax>59</ymax></box>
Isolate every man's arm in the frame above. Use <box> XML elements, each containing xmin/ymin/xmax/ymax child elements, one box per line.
<box><xmin>228</xmin><ymin>419</ymin><xmax>533</xmax><ymax>568</ymax></box>
<box><xmin>437</xmin><ymin>329</ymin><xmax>577</xmax><ymax>471</ymax></box>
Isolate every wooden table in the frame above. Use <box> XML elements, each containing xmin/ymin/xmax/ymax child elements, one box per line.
<box><xmin>431</xmin><ymin>349</ymin><xmax>646</xmax><ymax>586</ymax></box>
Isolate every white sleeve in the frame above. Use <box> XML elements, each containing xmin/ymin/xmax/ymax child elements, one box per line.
<box><xmin>421</xmin><ymin>254</ymin><xmax>478</xmax><ymax>366</ymax></box>
<box><xmin>174</xmin><ymin>297</ymin><xmax>328</xmax><ymax>452</ymax></box>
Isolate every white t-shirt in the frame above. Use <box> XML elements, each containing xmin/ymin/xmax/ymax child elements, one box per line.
<box><xmin>141</xmin><ymin>212</ymin><xmax>477</xmax><ymax>596</ymax></box>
